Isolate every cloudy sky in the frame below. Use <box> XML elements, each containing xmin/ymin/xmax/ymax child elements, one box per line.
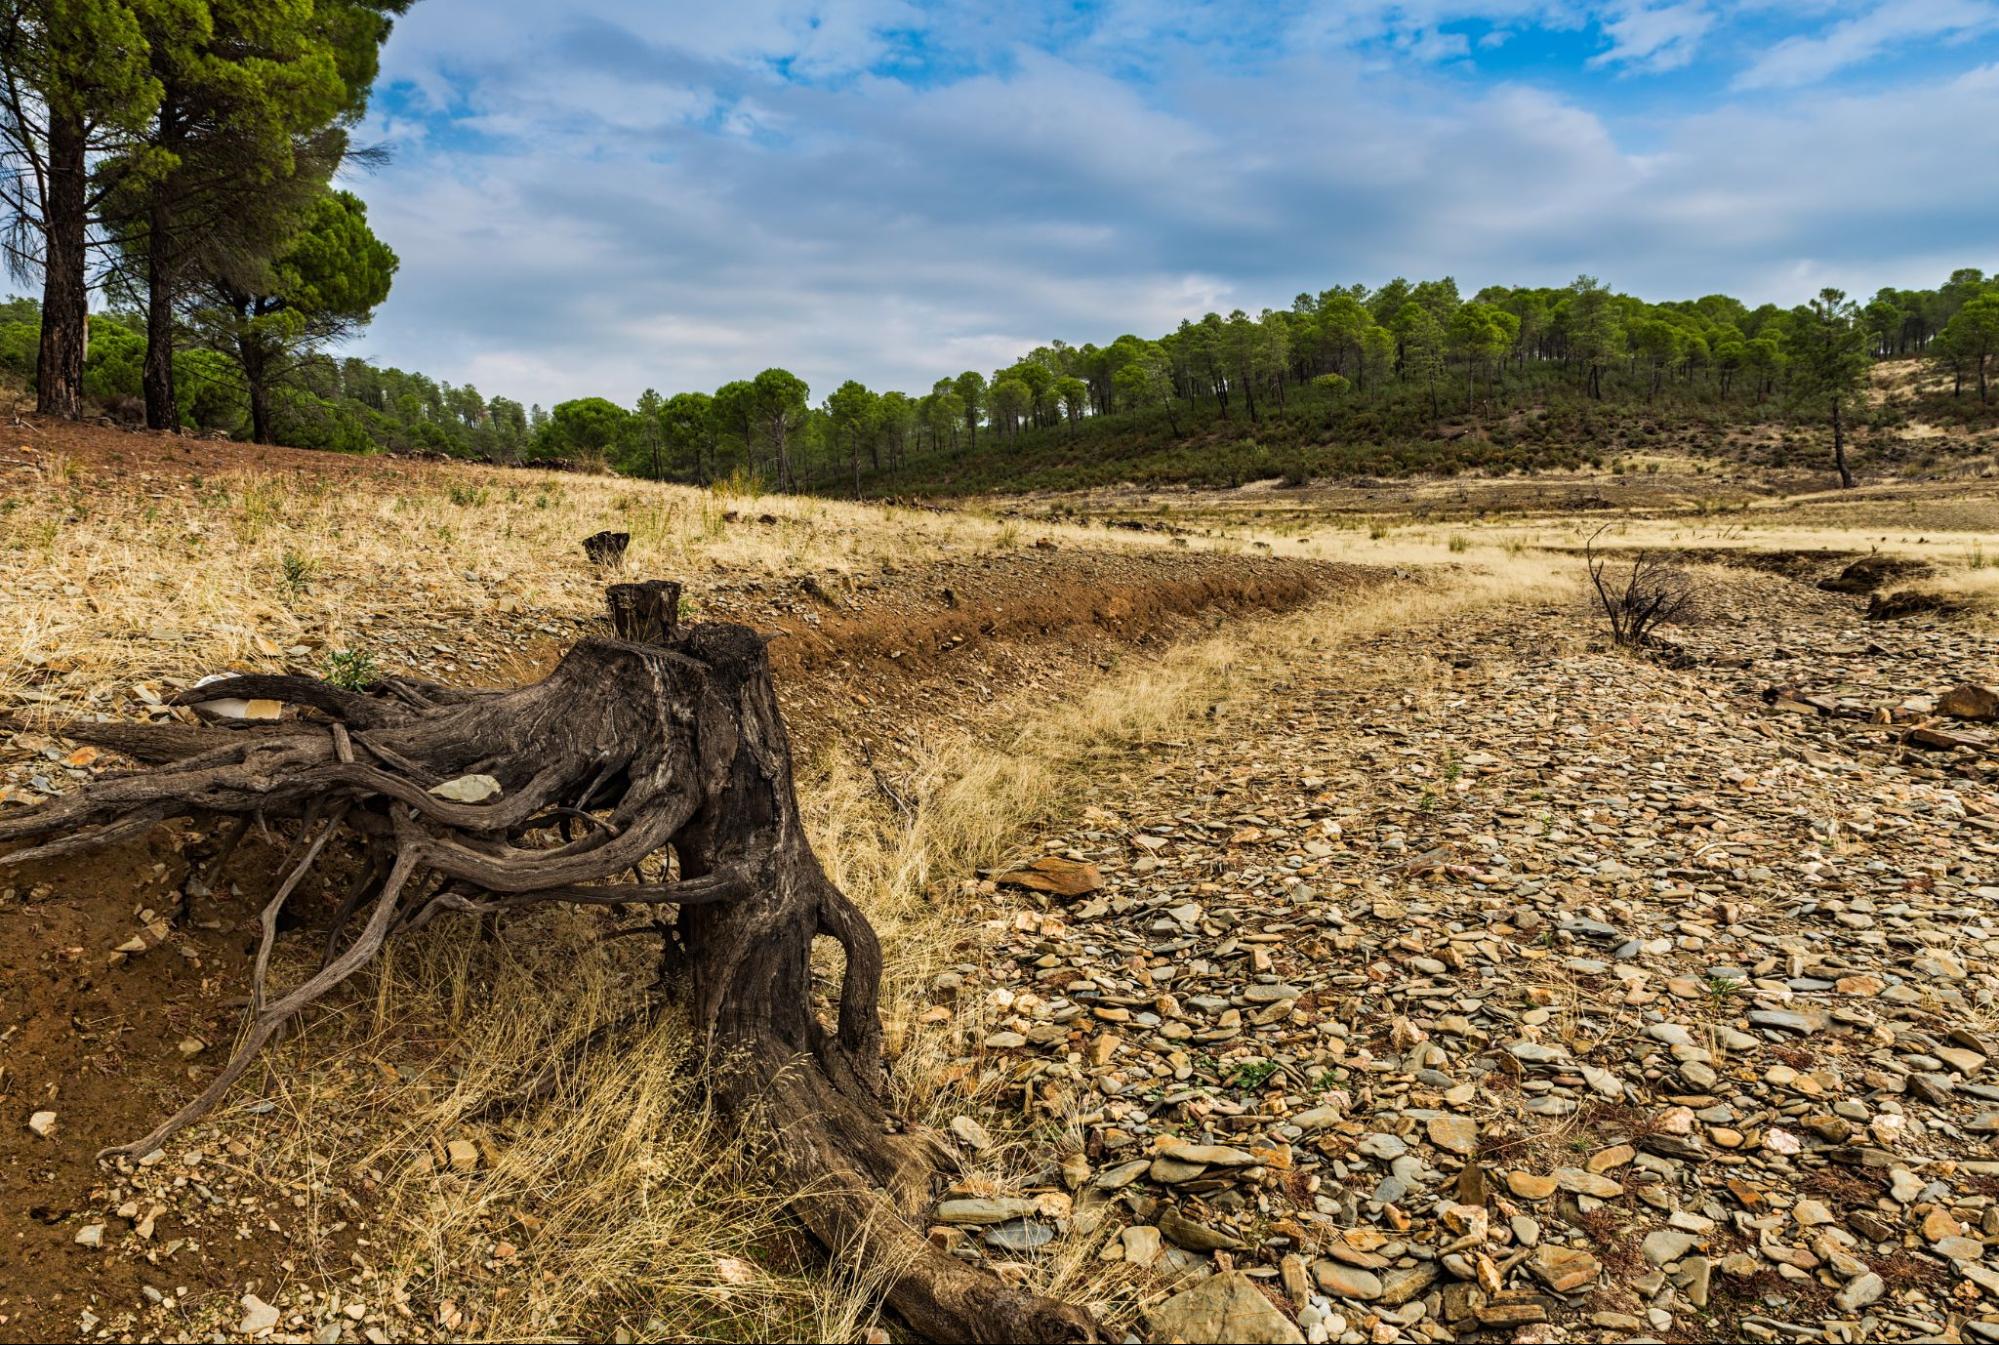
<box><xmin>350</xmin><ymin>0</ymin><xmax>1999</xmax><ymax>408</ymax></box>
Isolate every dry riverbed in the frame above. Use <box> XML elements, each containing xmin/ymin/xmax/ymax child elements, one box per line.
<box><xmin>921</xmin><ymin>558</ymin><xmax>1999</xmax><ymax>1344</ymax></box>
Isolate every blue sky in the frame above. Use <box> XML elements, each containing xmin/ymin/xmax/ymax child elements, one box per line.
<box><xmin>349</xmin><ymin>0</ymin><xmax>1999</xmax><ymax>407</ymax></box>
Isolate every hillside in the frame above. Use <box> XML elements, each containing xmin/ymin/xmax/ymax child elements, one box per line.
<box><xmin>845</xmin><ymin>359</ymin><xmax>1999</xmax><ymax>498</ymax></box>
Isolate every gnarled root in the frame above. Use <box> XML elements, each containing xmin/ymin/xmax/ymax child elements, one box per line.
<box><xmin>0</xmin><ymin>579</ymin><xmax>1097</xmax><ymax>1343</ymax></box>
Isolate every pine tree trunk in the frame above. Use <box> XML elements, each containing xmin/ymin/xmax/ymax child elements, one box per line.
<box><xmin>143</xmin><ymin>192</ymin><xmax>179</xmax><ymax>431</ymax></box>
<box><xmin>36</xmin><ymin>109</ymin><xmax>90</xmax><ymax>420</ymax></box>
<box><xmin>1832</xmin><ymin>400</ymin><xmax>1853</xmax><ymax>489</ymax></box>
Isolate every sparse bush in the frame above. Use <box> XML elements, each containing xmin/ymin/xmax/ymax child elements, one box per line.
<box><xmin>1585</xmin><ymin>528</ymin><xmax>1698</xmax><ymax>648</ymax></box>
<box><xmin>325</xmin><ymin>647</ymin><xmax>380</xmax><ymax>690</ymax></box>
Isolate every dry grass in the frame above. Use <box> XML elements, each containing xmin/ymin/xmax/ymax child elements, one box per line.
<box><xmin>202</xmin><ymin>551</ymin><xmax>1578</xmax><ymax>1343</ymax></box>
<box><xmin>0</xmin><ymin>455</ymin><xmax>1213</xmax><ymax>718</ymax></box>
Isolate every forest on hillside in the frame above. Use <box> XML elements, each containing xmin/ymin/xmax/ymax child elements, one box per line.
<box><xmin>7</xmin><ymin>267</ymin><xmax>1997</xmax><ymax>493</ymax></box>
<box><xmin>0</xmin><ymin>6</ymin><xmax>1994</xmax><ymax>493</ymax></box>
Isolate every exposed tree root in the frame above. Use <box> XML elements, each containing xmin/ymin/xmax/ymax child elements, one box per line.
<box><xmin>0</xmin><ymin>579</ymin><xmax>1096</xmax><ymax>1344</ymax></box>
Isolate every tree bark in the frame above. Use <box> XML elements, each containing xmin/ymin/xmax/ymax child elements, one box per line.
<box><xmin>1832</xmin><ymin>399</ymin><xmax>1853</xmax><ymax>489</ymax></box>
<box><xmin>143</xmin><ymin>191</ymin><xmax>178</xmax><ymax>430</ymax></box>
<box><xmin>142</xmin><ymin>102</ymin><xmax>182</xmax><ymax>431</ymax></box>
<box><xmin>36</xmin><ymin>108</ymin><xmax>89</xmax><ymax>420</ymax></box>
<box><xmin>0</xmin><ymin>583</ymin><xmax>1097</xmax><ymax>1345</ymax></box>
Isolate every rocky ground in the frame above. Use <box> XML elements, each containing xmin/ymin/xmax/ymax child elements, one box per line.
<box><xmin>925</xmin><ymin>561</ymin><xmax>1999</xmax><ymax>1343</ymax></box>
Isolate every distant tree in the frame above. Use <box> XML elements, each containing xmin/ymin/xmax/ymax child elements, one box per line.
<box><xmin>825</xmin><ymin>378</ymin><xmax>876</xmax><ymax>493</ymax></box>
<box><xmin>1783</xmin><ymin>288</ymin><xmax>1870</xmax><ymax>488</ymax></box>
<box><xmin>1741</xmin><ymin>336</ymin><xmax>1784</xmax><ymax>403</ymax></box>
<box><xmin>1446</xmin><ymin>301</ymin><xmax>1517</xmax><ymax>408</ymax></box>
<box><xmin>541</xmin><ymin>396</ymin><xmax>628</xmax><ymax>464</ymax></box>
<box><xmin>187</xmin><ymin>188</ymin><xmax>395</xmax><ymax>443</ymax></box>
<box><xmin>660</xmin><ymin>390</ymin><xmax>716</xmax><ymax>481</ymax></box>
<box><xmin>1311</xmin><ymin>371</ymin><xmax>1349</xmax><ymax>426</ymax></box>
<box><xmin>1011</xmin><ymin>359</ymin><xmax>1053</xmax><ymax>428</ymax></box>
<box><xmin>711</xmin><ymin>378</ymin><xmax>757</xmax><ymax>476</ymax></box>
<box><xmin>987</xmin><ymin>375</ymin><xmax>1029</xmax><ymax>439</ymax></box>
<box><xmin>1628</xmin><ymin>316</ymin><xmax>1682</xmax><ymax>403</ymax></box>
<box><xmin>1565</xmin><ymin>275</ymin><xmax>1622</xmax><ymax>400</ymax></box>
<box><xmin>1053</xmin><ymin>374</ymin><xmax>1088</xmax><ymax>434</ymax></box>
<box><xmin>751</xmin><ymin>367</ymin><xmax>808</xmax><ymax>490</ymax></box>
<box><xmin>1862</xmin><ymin>295</ymin><xmax>1903</xmax><ymax>358</ymax></box>
<box><xmin>486</xmin><ymin>394</ymin><xmax>528</xmax><ymax>462</ymax></box>
<box><xmin>1111</xmin><ymin>345</ymin><xmax>1180</xmax><ymax>434</ymax></box>
<box><xmin>1393</xmin><ymin>302</ymin><xmax>1446</xmax><ymax>421</ymax></box>
<box><xmin>1359</xmin><ymin>322</ymin><xmax>1395</xmax><ymax>392</ymax></box>
<box><xmin>952</xmin><ymin>370</ymin><xmax>985</xmax><ymax>446</ymax></box>
<box><xmin>626</xmin><ymin>387</ymin><xmax>665</xmax><ymax>478</ymax></box>
<box><xmin>875</xmin><ymin>389</ymin><xmax>913</xmax><ymax>472</ymax></box>
<box><xmin>1939</xmin><ymin>293</ymin><xmax>1999</xmax><ymax>403</ymax></box>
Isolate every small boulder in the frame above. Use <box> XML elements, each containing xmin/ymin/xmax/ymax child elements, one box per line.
<box><xmin>1940</xmin><ymin>683</ymin><xmax>1999</xmax><ymax>722</ymax></box>
<box><xmin>1146</xmin><ymin>1269</ymin><xmax>1303</xmax><ymax>1345</ymax></box>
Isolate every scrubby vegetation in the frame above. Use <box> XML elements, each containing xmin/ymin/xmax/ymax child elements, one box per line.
<box><xmin>22</xmin><ymin>268</ymin><xmax>1995</xmax><ymax>494</ymax></box>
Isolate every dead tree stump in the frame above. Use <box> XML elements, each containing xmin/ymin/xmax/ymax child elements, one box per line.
<box><xmin>607</xmin><ymin>579</ymin><xmax>682</xmax><ymax>643</ymax></box>
<box><xmin>0</xmin><ymin>583</ymin><xmax>1095</xmax><ymax>1344</ymax></box>
<box><xmin>582</xmin><ymin>529</ymin><xmax>630</xmax><ymax>567</ymax></box>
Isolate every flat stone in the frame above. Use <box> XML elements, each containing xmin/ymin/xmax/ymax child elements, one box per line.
<box><xmin>1377</xmin><ymin>1264</ymin><xmax>1439</xmax><ymax>1307</ymax></box>
<box><xmin>1834</xmin><ymin>1271</ymin><xmax>1885</xmax><ymax>1312</ymax></box>
<box><xmin>1158</xmin><ymin>1140</ymin><xmax>1259</xmax><ymax>1167</ymax></box>
<box><xmin>1748</xmin><ymin>1009</ymin><xmax>1821</xmax><ymax>1036</ymax></box>
<box><xmin>1427</xmin><ymin>1115</ymin><xmax>1478</xmax><ymax>1155</ymax></box>
<box><xmin>1147</xmin><ymin>1270</ymin><xmax>1304</xmax><ymax>1345</ymax></box>
<box><xmin>1314</xmin><ymin>1262</ymin><xmax>1384</xmax><ymax>1300</ymax></box>
<box><xmin>1526</xmin><ymin>1245</ymin><xmax>1601</xmax><ymax>1293</ymax></box>
<box><xmin>1507</xmin><ymin>1171</ymin><xmax>1559</xmax><ymax>1200</ymax></box>
<box><xmin>428</xmin><ymin>773</ymin><xmax>501</xmax><ymax>803</ymax></box>
<box><xmin>1642</xmin><ymin>1229</ymin><xmax>1700</xmax><ymax>1265</ymax></box>
<box><xmin>949</xmin><ymin>1116</ymin><xmax>993</xmax><ymax>1150</ymax></box>
<box><xmin>1355</xmin><ymin>1132</ymin><xmax>1407</xmax><ymax>1161</ymax></box>
<box><xmin>238</xmin><ymin>1295</ymin><xmax>281</xmax><ymax>1336</ymax></box>
<box><xmin>1159</xmin><ymin>1204</ymin><xmax>1246</xmax><ymax>1251</ymax></box>
<box><xmin>935</xmin><ymin>1197</ymin><xmax>1037</xmax><ymax>1225</ymax></box>
<box><xmin>995</xmin><ymin>856</ymin><xmax>1102</xmax><ymax>898</ymax></box>
<box><xmin>1242</xmin><ymin>983</ymin><xmax>1304</xmax><ymax>1004</ymax></box>
<box><xmin>1120</xmin><ymin>1224</ymin><xmax>1162</xmax><ymax>1266</ymax></box>
<box><xmin>1554</xmin><ymin>1166</ymin><xmax>1623</xmax><ymax>1198</ymax></box>
<box><xmin>984</xmin><ymin>1219</ymin><xmax>1054</xmax><ymax>1251</ymax></box>
<box><xmin>1093</xmin><ymin>1159</ymin><xmax>1150</xmax><ymax>1190</ymax></box>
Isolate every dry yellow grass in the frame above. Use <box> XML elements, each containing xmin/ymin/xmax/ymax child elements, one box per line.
<box><xmin>214</xmin><ymin>550</ymin><xmax>1577</xmax><ymax>1343</ymax></box>
<box><xmin>0</xmin><ymin>455</ymin><xmax>1214</xmax><ymax>719</ymax></box>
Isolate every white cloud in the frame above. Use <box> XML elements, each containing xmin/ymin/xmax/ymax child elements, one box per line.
<box><xmin>1589</xmin><ymin>2</ymin><xmax>1716</xmax><ymax>71</ymax></box>
<box><xmin>347</xmin><ymin>3</ymin><xmax>1999</xmax><ymax>406</ymax></box>
<box><xmin>1736</xmin><ymin>0</ymin><xmax>1999</xmax><ymax>88</ymax></box>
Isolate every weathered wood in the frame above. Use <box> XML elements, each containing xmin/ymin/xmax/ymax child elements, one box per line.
<box><xmin>607</xmin><ymin>579</ymin><xmax>681</xmax><ymax>643</ymax></box>
<box><xmin>0</xmin><ymin>581</ymin><xmax>1096</xmax><ymax>1344</ymax></box>
<box><xmin>582</xmin><ymin>530</ymin><xmax>630</xmax><ymax>567</ymax></box>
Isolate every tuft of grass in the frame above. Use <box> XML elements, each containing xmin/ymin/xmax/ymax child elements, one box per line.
<box><xmin>325</xmin><ymin>647</ymin><xmax>379</xmax><ymax>690</ymax></box>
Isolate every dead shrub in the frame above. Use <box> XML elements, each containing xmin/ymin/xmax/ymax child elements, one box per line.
<box><xmin>1584</xmin><ymin>528</ymin><xmax>1698</xmax><ymax>648</ymax></box>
